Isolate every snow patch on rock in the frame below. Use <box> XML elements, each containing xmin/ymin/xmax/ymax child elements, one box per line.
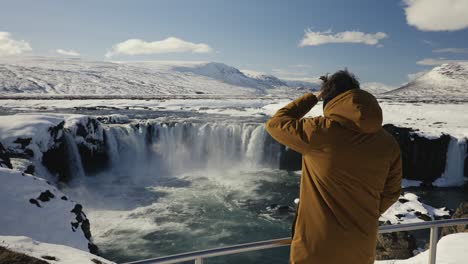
<box><xmin>380</xmin><ymin>193</ymin><xmax>450</xmax><ymax>224</ymax></box>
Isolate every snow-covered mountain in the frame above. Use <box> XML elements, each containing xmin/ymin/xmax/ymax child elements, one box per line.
<box><xmin>0</xmin><ymin>57</ymin><xmax>317</xmax><ymax>97</ymax></box>
<box><xmin>387</xmin><ymin>62</ymin><xmax>468</xmax><ymax>98</ymax></box>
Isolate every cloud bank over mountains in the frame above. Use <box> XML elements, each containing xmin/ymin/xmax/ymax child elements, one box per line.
<box><xmin>105</xmin><ymin>37</ymin><xmax>213</xmax><ymax>58</ymax></box>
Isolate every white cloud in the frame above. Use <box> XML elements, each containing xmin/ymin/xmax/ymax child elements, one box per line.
<box><xmin>56</xmin><ymin>49</ymin><xmax>80</xmax><ymax>56</ymax></box>
<box><xmin>403</xmin><ymin>0</ymin><xmax>468</xmax><ymax>31</ymax></box>
<box><xmin>299</xmin><ymin>29</ymin><xmax>387</xmax><ymax>47</ymax></box>
<box><xmin>0</xmin><ymin>32</ymin><xmax>32</xmax><ymax>56</ymax></box>
<box><xmin>106</xmin><ymin>37</ymin><xmax>213</xmax><ymax>58</ymax></box>
<box><xmin>416</xmin><ymin>58</ymin><xmax>468</xmax><ymax>66</ymax></box>
<box><xmin>433</xmin><ymin>48</ymin><xmax>468</xmax><ymax>54</ymax></box>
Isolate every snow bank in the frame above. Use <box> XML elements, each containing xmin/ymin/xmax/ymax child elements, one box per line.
<box><xmin>375</xmin><ymin>233</ymin><xmax>468</xmax><ymax>264</ymax></box>
<box><xmin>0</xmin><ymin>167</ymin><xmax>92</xmax><ymax>251</ymax></box>
<box><xmin>0</xmin><ymin>114</ymin><xmax>65</xmax><ymax>159</ymax></box>
<box><xmin>380</xmin><ymin>193</ymin><xmax>450</xmax><ymax>224</ymax></box>
<box><xmin>0</xmin><ymin>236</ymin><xmax>113</xmax><ymax>264</ymax></box>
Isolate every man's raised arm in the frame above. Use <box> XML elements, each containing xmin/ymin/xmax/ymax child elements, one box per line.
<box><xmin>265</xmin><ymin>92</ymin><xmax>321</xmax><ymax>155</ymax></box>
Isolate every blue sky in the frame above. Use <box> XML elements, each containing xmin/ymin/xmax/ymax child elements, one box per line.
<box><xmin>1</xmin><ymin>0</ymin><xmax>468</xmax><ymax>87</ymax></box>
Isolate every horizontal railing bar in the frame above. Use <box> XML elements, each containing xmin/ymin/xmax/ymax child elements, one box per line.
<box><xmin>124</xmin><ymin>238</ymin><xmax>290</xmax><ymax>264</ymax></box>
<box><xmin>124</xmin><ymin>218</ymin><xmax>468</xmax><ymax>264</ymax></box>
<box><xmin>378</xmin><ymin>218</ymin><xmax>468</xmax><ymax>233</ymax></box>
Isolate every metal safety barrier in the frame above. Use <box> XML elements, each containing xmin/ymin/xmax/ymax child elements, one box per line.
<box><xmin>124</xmin><ymin>218</ymin><xmax>468</xmax><ymax>264</ymax></box>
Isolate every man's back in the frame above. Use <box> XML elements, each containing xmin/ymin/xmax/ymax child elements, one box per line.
<box><xmin>266</xmin><ymin>89</ymin><xmax>402</xmax><ymax>264</ymax></box>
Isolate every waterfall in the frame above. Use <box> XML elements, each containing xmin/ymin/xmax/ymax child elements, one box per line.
<box><xmin>245</xmin><ymin>126</ymin><xmax>267</xmax><ymax>165</ymax></box>
<box><xmin>45</xmin><ymin>118</ymin><xmax>468</xmax><ymax>186</ymax></box>
<box><xmin>433</xmin><ymin>137</ymin><xmax>467</xmax><ymax>187</ymax></box>
<box><xmin>101</xmin><ymin>122</ymin><xmax>279</xmax><ymax>178</ymax></box>
<box><xmin>63</xmin><ymin>130</ymin><xmax>86</xmax><ymax>181</ymax></box>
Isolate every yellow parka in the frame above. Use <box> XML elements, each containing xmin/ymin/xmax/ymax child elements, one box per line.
<box><xmin>266</xmin><ymin>89</ymin><xmax>402</xmax><ymax>264</ymax></box>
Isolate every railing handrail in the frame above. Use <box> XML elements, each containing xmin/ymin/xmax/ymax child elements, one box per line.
<box><xmin>123</xmin><ymin>218</ymin><xmax>468</xmax><ymax>264</ymax></box>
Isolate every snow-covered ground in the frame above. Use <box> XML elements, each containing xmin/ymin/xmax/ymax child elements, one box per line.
<box><xmin>375</xmin><ymin>233</ymin><xmax>468</xmax><ymax>264</ymax></box>
<box><xmin>0</xmin><ymin>57</ymin><xmax>316</xmax><ymax>96</ymax></box>
<box><xmin>0</xmin><ymin>167</ymin><xmax>92</xmax><ymax>252</ymax></box>
<box><xmin>0</xmin><ymin>236</ymin><xmax>113</xmax><ymax>264</ymax></box>
<box><xmin>1</xmin><ymin>97</ymin><xmax>467</xmax><ymax>137</ymax></box>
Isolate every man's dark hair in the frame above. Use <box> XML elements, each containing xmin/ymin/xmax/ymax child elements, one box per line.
<box><xmin>320</xmin><ymin>69</ymin><xmax>360</xmax><ymax>107</ymax></box>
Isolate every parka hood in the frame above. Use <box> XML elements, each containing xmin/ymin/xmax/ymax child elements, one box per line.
<box><xmin>324</xmin><ymin>89</ymin><xmax>382</xmax><ymax>133</ymax></box>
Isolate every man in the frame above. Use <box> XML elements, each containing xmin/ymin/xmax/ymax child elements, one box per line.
<box><xmin>266</xmin><ymin>70</ymin><xmax>402</xmax><ymax>264</ymax></box>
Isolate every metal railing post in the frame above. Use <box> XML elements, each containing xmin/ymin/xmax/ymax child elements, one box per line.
<box><xmin>194</xmin><ymin>257</ymin><xmax>203</xmax><ymax>264</ymax></box>
<box><xmin>428</xmin><ymin>226</ymin><xmax>439</xmax><ymax>264</ymax></box>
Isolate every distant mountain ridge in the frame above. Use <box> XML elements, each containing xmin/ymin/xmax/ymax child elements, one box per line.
<box><xmin>0</xmin><ymin>57</ymin><xmax>318</xmax><ymax>96</ymax></box>
<box><xmin>387</xmin><ymin>62</ymin><xmax>468</xmax><ymax>98</ymax></box>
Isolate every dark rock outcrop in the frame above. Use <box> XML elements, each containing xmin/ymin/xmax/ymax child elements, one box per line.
<box><xmin>70</xmin><ymin>204</ymin><xmax>99</xmax><ymax>254</ymax></box>
<box><xmin>263</xmin><ymin>132</ymin><xmax>302</xmax><ymax>170</ymax></box>
<box><xmin>42</xmin><ymin>121</ymin><xmax>71</xmax><ymax>181</ymax></box>
<box><xmin>42</xmin><ymin>118</ymin><xmax>109</xmax><ymax>181</ymax></box>
<box><xmin>77</xmin><ymin>142</ymin><xmax>108</xmax><ymax>175</ymax></box>
<box><xmin>37</xmin><ymin>190</ymin><xmax>55</xmax><ymax>202</ymax></box>
<box><xmin>29</xmin><ymin>198</ymin><xmax>41</xmax><ymax>208</ymax></box>
<box><xmin>24</xmin><ymin>165</ymin><xmax>35</xmax><ymax>175</ymax></box>
<box><xmin>73</xmin><ymin>118</ymin><xmax>109</xmax><ymax>174</ymax></box>
<box><xmin>13</xmin><ymin>138</ymin><xmax>32</xmax><ymax>149</ymax></box>
<box><xmin>382</xmin><ymin>124</ymin><xmax>451</xmax><ymax>184</ymax></box>
<box><xmin>0</xmin><ymin>143</ymin><xmax>12</xmax><ymax>169</ymax></box>
<box><xmin>42</xmin><ymin>139</ymin><xmax>69</xmax><ymax>182</ymax></box>
<box><xmin>279</xmin><ymin>145</ymin><xmax>302</xmax><ymax>171</ymax></box>
<box><xmin>376</xmin><ymin>231</ymin><xmax>417</xmax><ymax>260</ymax></box>
<box><xmin>441</xmin><ymin>202</ymin><xmax>468</xmax><ymax>236</ymax></box>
